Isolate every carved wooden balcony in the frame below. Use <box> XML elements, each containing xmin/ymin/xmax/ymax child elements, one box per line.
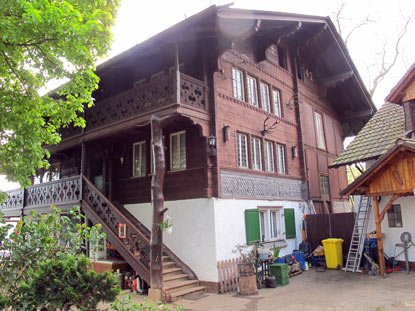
<box><xmin>0</xmin><ymin>176</ymin><xmax>81</xmax><ymax>217</ymax></box>
<box><xmin>60</xmin><ymin>73</ymin><xmax>208</xmax><ymax>139</ymax></box>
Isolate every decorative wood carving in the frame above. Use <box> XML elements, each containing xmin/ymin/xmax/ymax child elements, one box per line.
<box><xmin>0</xmin><ymin>189</ymin><xmax>24</xmax><ymax>209</ymax></box>
<box><xmin>82</xmin><ymin>177</ymin><xmax>151</xmax><ymax>270</ymax></box>
<box><xmin>25</xmin><ymin>176</ymin><xmax>81</xmax><ymax>207</ymax></box>
<box><xmin>60</xmin><ymin>73</ymin><xmax>207</xmax><ymax>140</ymax></box>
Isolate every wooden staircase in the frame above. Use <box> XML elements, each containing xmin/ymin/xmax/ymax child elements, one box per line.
<box><xmin>80</xmin><ymin>175</ymin><xmax>205</xmax><ymax>301</ymax></box>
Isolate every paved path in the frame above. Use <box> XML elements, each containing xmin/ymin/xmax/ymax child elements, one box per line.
<box><xmin>118</xmin><ymin>269</ymin><xmax>415</xmax><ymax>310</ymax></box>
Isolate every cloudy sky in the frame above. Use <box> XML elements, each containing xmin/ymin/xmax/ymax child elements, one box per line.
<box><xmin>1</xmin><ymin>0</ymin><xmax>414</xmax><ymax>190</ymax></box>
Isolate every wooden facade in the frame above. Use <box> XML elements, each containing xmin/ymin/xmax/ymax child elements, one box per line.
<box><xmin>0</xmin><ymin>6</ymin><xmax>376</xmax><ymax>297</ymax></box>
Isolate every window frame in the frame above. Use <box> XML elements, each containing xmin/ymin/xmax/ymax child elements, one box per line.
<box><xmin>272</xmin><ymin>89</ymin><xmax>282</xmax><ymax>118</ymax></box>
<box><xmin>387</xmin><ymin>204</ymin><xmax>403</xmax><ymax>228</ymax></box>
<box><xmin>258</xmin><ymin>207</ymin><xmax>284</xmax><ymax>242</ymax></box>
<box><xmin>132</xmin><ymin>140</ymin><xmax>147</xmax><ymax>177</ymax></box>
<box><xmin>236</xmin><ymin>133</ymin><xmax>249</xmax><ymax>169</ymax></box>
<box><xmin>314</xmin><ymin>111</ymin><xmax>327</xmax><ymax>150</ymax></box>
<box><xmin>277</xmin><ymin>46</ymin><xmax>289</xmax><ymax>70</ymax></box>
<box><xmin>264</xmin><ymin>140</ymin><xmax>275</xmax><ymax>172</ymax></box>
<box><xmin>320</xmin><ymin>174</ymin><xmax>330</xmax><ymax>196</ymax></box>
<box><xmin>170</xmin><ymin>131</ymin><xmax>187</xmax><ymax>171</ymax></box>
<box><xmin>246</xmin><ymin>75</ymin><xmax>259</xmax><ymax>107</ymax></box>
<box><xmin>251</xmin><ymin>137</ymin><xmax>263</xmax><ymax>171</ymax></box>
<box><xmin>260</xmin><ymin>82</ymin><xmax>271</xmax><ymax>113</ymax></box>
<box><xmin>232</xmin><ymin>68</ymin><xmax>245</xmax><ymax>101</ymax></box>
<box><xmin>276</xmin><ymin>143</ymin><xmax>286</xmax><ymax>174</ymax></box>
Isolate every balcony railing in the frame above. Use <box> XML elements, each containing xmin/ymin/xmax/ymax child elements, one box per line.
<box><xmin>0</xmin><ymin>176</ymin><xmax>81</xmax><ymax>213</ymax></box>
<box><xmin>60</xmin><ymin>72</ymin><xmax>207</xmax><ymax>139</ymax></box>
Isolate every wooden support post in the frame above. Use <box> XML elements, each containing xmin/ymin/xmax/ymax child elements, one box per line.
<box><xmin>149</xmin><ymin>115</ymin><xmax>168</xmax><ymax>300</ymax></box>
<box><xmin>373</xmin><ymin>196</ymin><xmax>386</xmax><ymax>277</ymax></box>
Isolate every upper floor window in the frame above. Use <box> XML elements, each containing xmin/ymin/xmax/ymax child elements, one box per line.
<box><xmin>320</xmin><ymin>175</ymin><xmax>330</xmax><ymax>196</ymax></box>
<box><xmin>272</xmin><ymin>89</ymin><xmax>282</xmax><ymax>117</ymax></box>
<box><xmin>276</xmin><ymin>143</ymin><xmax>286</xmax><ymax>174</ymax></box>
<box><xmin>170</xmin><ymin>131</ymin><xmax>186</xmax><ymax>171</ymax></box>
<box><xmin>278</xmin><ymin>46</ymin><xmax>289</xmax><ymax>70</ymax></box>
<box><xmin>314</xmin><ymin>111</ymin><xmax>326</xmax><ymax>150</ymax></box>
<box><xmin>264</xmin><ymin>140</ymin><xmax>275</xmax><ymax>172</ymax></box>
<box><xmin>297</xmin><ymin>62</ymin><xmax>305</xmax><ymax>81</ymax></box>
<box><xmin>237</xmin><ymin>133</ymin><xmax>248</xmax><ymax>168</ymax></box>
<box><xmin>388</xmin><ymin>204</ymin><xmax>403</xmax><ymax>228</ymax></box>
<box><xmin>133</xmin><ymin>141</ymin><xmax>146</xmax><ymax>177</ymax></box>
<box><xmin>232</xmin><ymin>68</ymin><xmax>244</xmax><ymax>101</ymax></box>
<box><xmin>247</xmin><ymin>75</ymin><xmax>258</xmax><ymax>107</ymax></box>
<box><xmin>34</xmin><ymin>163</ymin><xmax>61</xmax><ymax>184</ymax></box>
<box><xmin>260</xmin><ymin>82</ymin><xmax>271</xmax><ymax>113</ymax></box>
<box><xmin>251</xmin><ymin>137</ymin><xmax>262</xmax><ymax>170</ymax></box>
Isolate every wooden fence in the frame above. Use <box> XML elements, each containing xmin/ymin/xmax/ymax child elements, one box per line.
<box><xmin>217</xmin><ymin>257</ymin><xmax>242</xmax><ymax>293</ymax></box>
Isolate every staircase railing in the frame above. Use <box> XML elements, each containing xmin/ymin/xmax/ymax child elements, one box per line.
<box><xmin>81</xmin><ymin>175</ymin><xmax>150</xmax><ymax>282</ymax></box>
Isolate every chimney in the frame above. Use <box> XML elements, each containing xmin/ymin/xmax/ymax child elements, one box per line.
<box><xmin>403</xmin><ymin>100</ymin><xmax>415</xmax><ymax>135</ymax></box>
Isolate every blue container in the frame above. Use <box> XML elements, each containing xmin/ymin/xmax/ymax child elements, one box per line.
<box><xmin>292</xmin><ymin>251</ymin><xmax>306</xmax><ymax>270</ymax></box>
<box><xmin>274</xmin><ymin>257</ymin><xmax>285</xmax><ymax>264</ymax></box>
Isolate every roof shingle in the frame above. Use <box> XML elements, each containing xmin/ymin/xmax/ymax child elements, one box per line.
<box><xmin>330</xmin><ymin>102</ymin><xmax>404</xmax><ymax>168</ymax></box>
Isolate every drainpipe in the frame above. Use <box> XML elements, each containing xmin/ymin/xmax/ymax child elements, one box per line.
<box><xmin>291</xmin><ymin>55</ymin><xmax>311</xmax><ymax>205</ymax></box>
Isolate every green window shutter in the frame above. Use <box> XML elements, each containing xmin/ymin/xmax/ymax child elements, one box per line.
<box><xmin>245</xmin><ymin>209</ymin><xmax>260</xmax><ymax>244</ymax></box>
<box><xmin>284</xmin><ymin>208</ymin><xmax>296</xmax><ymax>239</ymax></box>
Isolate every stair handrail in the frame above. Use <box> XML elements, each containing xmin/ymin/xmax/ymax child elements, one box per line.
<box><xmin>82</xmin><ymin>175</ymin><xmax>150</xmax><ymax>244</ymax></box>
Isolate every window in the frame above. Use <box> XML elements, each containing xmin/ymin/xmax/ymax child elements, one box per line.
<box><xmin>260</xmin><ymin>83</ymin><xmax>271</xmax><ymax>112</ymax></box>
<box><xmin>34</xmin><ymin>162</ymin><xmax>61</xmax><ymax>184</ymax></box>
<box><xmin>170</xmin><ymin>131</ymin><xmax>186</xmax><ymax>171</ymax></box>
<box><xmin>277</xmin><ymin>46</ymin><xmax>288</xmax><ymax>70</ymax></box>
<box><xmin>51</xmin><ymin>163</ymin><xmax>61</xmax><ymax>181</ymax></box>
<box><xmin>276</xmin><ymin>144</ymin><xmax>286</xmax><ymax>174</ymax></box>
<box><xmin>251</xmin><ymin>137</ymin><xmax>262</xmax><ymax>170</ymax></box>
<box><xmin>264</xmin><ymin>140</ymin><xmax>275</xmax><ymax>172</ymax></box>
<box><xmin>246</xmin><ymin>75</ymin><xmax>258</xmax><ymax>107</ymax></box>
<box><xmin>388</xmin><ymin>204</ymin><xmax>403</xmax><ymax>228</ymax></box>
<box><xmin>133</xmin><ymin>141</ymin><xmax>146</xmax><ymax>177</ymax></box>
<box><xmin>314</xmin><ymin>111</ymin><xmax>326</xmax><ymax>150</ymax></box>
<box><xmin>272</xmin><ymin>89</ymin><xmax>282</xmax><ymax>117</ymax></box>
<box><xmin>236</xmin><ymin>133</ymin><xmax>248</xmax><ymax>168</ymax></box>
<box><xmin>245</xmin><ymin>208</ymin><xmax>296</xmax><ymax>243</ymax></box>
<box><xmin>297</xmin><ymin>62</ymin><xmax>305</xmax><ymax>81</ymax></box>
<box><xmin>320</xmin><ymin>175</ymin><xmax>330</xmax><ymax>196</ymax></box>
<box><xmin>232</xmin><ymin>68</ymin><xmax>244</xmax><ymax>101</ymax></box>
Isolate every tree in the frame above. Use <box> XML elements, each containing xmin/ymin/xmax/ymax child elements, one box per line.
<box><xmin>0</xmin><ymin>206</ymin><xmax>120</xmax><ymax>310</ymax></box>
<box><xmin>331</xmin><ymin>0</ymin><xmax>414</xmax><ymax>99</ymax></box>
<box><xmin>0</xmin><ymin>0</ymin><xmax>120</xmax><ymax>189</ymax></box>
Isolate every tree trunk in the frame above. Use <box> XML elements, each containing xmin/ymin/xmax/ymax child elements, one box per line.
<box><xmin>150</xmin><ymin>115</ymin><xmax>167</xmax><ymax>292</ymax></box>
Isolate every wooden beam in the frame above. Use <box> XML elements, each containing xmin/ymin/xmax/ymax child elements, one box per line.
<box><xmin>373</xmin><ymin>196</ymin><xmax>386</xmax><ymax>278</ymax></box>
<box><xmin>379</xmin><ymin>194</ymin><xmax>400</xmax><ymax>223</ymax></box>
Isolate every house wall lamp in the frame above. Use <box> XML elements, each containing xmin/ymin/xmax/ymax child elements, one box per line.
<box><xmin>292</xmin><ymin>145</ymin><xmax>298</xmax><ymax>158</ymax></box>
<box><xmin>207</xmin><ymin>135</ymin><xmax>217</xmax><ymax>156</ymax></box>
<box><xmin>223</xmin><ymin>125</ymin><xmax>231</xmax><ymax>142</ymax></box>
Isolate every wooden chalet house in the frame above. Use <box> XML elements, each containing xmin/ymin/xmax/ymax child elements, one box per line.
<box><xmin>331</xmin><ymin>64</ymin><xmax>415</xmax><ymax>276</ymax></box>
<box><xmin>1</xmin><ymin>6</ymin><xmax>374</xmax><ymax>297</ymax></box>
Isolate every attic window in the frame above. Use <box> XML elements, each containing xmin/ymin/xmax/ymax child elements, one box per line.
<box><xmin>277</xmin><ymin>46</ymin><xmax>288</xmax><ymax>70</ymax></box>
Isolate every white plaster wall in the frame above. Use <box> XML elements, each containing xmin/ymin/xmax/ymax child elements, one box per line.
<box><xmin>213</xmin><ymin>198</ymin><xmax>305</xmax><ymax>261</ymax></box>
<box><xmin>366</xmin><ymin>195</ymin><xmax>415</xmax><ymax>262</ymax></box>
<box><xmin>125</xmin><ymin>198</ymin><xmax>218</xmax><ymax>282</ymax></box>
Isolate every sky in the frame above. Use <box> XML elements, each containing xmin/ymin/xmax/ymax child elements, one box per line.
<box><xmin>1</xmin><ymin>0</ymin><xmax>414</xmax><ymax>191</ymax></box>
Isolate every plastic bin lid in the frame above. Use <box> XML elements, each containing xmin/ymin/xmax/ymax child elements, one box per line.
<box><xmin>322</xmin><ymin>238</ymin><xmax>344</xmax><ymax>243</ymax></box>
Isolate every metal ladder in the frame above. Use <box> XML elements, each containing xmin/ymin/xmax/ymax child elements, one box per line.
<box><xmin>344</xmin><ymin>196</ymin><xmax>372</xmax><ymax>272</ymax></box>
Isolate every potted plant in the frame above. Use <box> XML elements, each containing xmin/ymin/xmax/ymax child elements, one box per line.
<box><xmin>233</xmin><ymin>243</ymin><xmax>258</xmax><ymax>295</ymax></box>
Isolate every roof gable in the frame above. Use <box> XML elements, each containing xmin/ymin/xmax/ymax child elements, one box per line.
<box><xmin>385</xmin><ymin>63</ymin><xmax>415</xmax><ymax>104</ymax></box>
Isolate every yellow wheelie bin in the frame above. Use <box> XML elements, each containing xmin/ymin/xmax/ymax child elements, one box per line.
<box><xmin>322</xmin><ymin>238</ymin><xmax>344</xmax><ymax>269</ymax></box>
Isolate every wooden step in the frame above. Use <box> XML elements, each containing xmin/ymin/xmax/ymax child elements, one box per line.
<box><xmin>163</xmin><ymin>279</ymin><xmax>199</xmax><ymax>291</ymax></box>
<box><xmin>163</xmin><ymin>261</ymin><xmax>176</xmax><ymax>268</ymax></box>
<box><xmin>168</xmin><ymin>286</ymin><xmax>205</xmax><ymax>302</ymax></box>
<box><xmin>163</xmin><ymin>273</ymin><xmax>189</xmax><ymax>282</ymax></box>
<box><xmin>163</xmin><ymin>267</ymin><xmax>182</xmax><ymax>275</ymax></box>
<box><xmin>162</xmin><ymin>256</ymin><xmax>171</xmax><ymax>262</ymax></box>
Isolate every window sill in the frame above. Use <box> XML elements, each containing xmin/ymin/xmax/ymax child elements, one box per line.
<box><xmin>260</xmin><ymin>239</ymin><xmax>288</xmax><ymax>248</ymax></box>
<box><xmin>168</xmin><ymin>168</ymin><xmax>187</xmax><ymax>173</ymax></box>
